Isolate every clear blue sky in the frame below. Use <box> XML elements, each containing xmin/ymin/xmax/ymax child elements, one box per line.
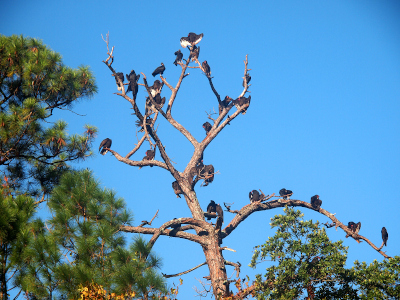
<box><xmin>2</xmin><ymin>0</ymin><xmax>400</xmax><ymax>298</ymax></box>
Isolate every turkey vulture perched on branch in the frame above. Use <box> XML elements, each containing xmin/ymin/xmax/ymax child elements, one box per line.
<box><xmin>279</xmin><ymin>188</ymin><xmax>293</xmax><ymax>199</ymax></box>
<box><xmin>206</xmin><ymin>200</ymin><xmax>217</xmax><ymax>220</ymax></box>
<box><xmin>249</xmin><ymin>190</ymin><xmax>260</xmax><ymax>203</ymax></box>
<box><xmin>243</xmin><ymin>73</ymin><xmax>251</xmax><ymax>87</ymax></box>
<box><xmin>99</xmin><ymin>138</ymin><xmax>112</xmax><ymax>155</ymax></box>
<box><xmin>219</xmin><ymin>96</ymin><xmax>232</xmax><ymax>115</ymax></box>
<box><xmin>202</xmin><ymin>60</ymin><xmax>211</xmax><ymax>77</ymax></box>
<box><xmin>173</xmin><ymin>50</ymin><xmax>183</xmax><ymax>66</ymax></box>
<box><xmin>180</xmin><ymin>32</ymin><xmax>204</xmax><ymax>48</ymax></box>
<box><xmin>203</xmin><ymin>122</ymin><xmax>212</xmax><ymax>134</ymax></box>
<box><xmin>346</xmin><ymin>221</ymin><xmax>361</xmax><ymax>237</ymax></box>
<box><xmin>172</xmin><ymin>181</ymin><xmax>183</xmax><ymax>198</ymax></box>
<box><xmin>126</xmin><ymin>70</ymin><xmax>140</xmax><ymax>97</ymax></box>
<box><xmin>112</xmin><ymin>72</ymin><xmax>124</xmax><ymax>90</ymax></box>
<box><xmin>310</xmin><ymin>195</ymin><xmax>322</xmax><ymax>209</ymax></box>
<box><xmin>233</xmin><ymin>96</ymin><xmax>251</xmax><ymax>115</ymax></box>
<box><xmin>381</xmin><ymin>227</ymin><xmax>388</xmax><ymax>246</ymax></box>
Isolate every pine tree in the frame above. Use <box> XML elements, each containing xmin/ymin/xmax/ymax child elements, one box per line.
<box><xmin>0</xmin><ymin>178</ymin><xmax>36</xmax><ymax>300</ymax></box>
<box><xmin>14</xmin><ymin>170</ymin><xmax>169</xmax><ymax>300</ymax></box>
<box><xmin>0</xmin><ymin>34</ymin><xmax>97</xmax><ymax>200</ymax></box>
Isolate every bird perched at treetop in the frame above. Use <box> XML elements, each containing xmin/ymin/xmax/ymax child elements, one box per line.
<box><xmin>279</xmin><ymin>188</ymin><xmax>293</xmax><ymax>199</ymax></box>
<box><xmin>189</xmin><ymin>45</ymin><xmax>200</xmax><ymax>62</ymax></box>
<box><xmin>203</xmin><ymin>122</ymin><xmax>212</xmax><ymax>134</ymax></box>
<box><xmin>152</xmin><ymin>63</ymin><xmax>165</xmax><ymax>77</ymax></box>
<box><xmin>310</xmin><ymin>195</ymin><xmax>322</xmax><ymax>210</ymax></box>
<box><xmin>99</xmin><ymin>138</ymin><xmax>112</xmax><ymax>155</ymax></box>
<box><xmin>249</xmin><ymin>190</ymin><xmax>260</xmax><ymax>203</ymax></box>
<box><xmin>243</xmin><ymin>73</ymin><xmax>251</xmax><ymax>87</ymax></box>
<box><xmin>180</xmin><ymin>32</ymin><xmax>204</xmax><ymax>48</ymax></box>
<box><xmin>112</xmin><ymin>72</ymin><xmax>124</xmax><ymax>90</ymax></box>
<box><xmin>202</xmin><ymin>60</ymin><xmax>211</xmax><ymax>77</ymax></box>
<box><xmin>173</xmin><ymin>49</ymin><xmax>183</xmax><ymax>66</ymax></box>
<box><xmin>233</xmin><ymin>96</ymin><xmax>251</xmax><ymax>115</ymax></box>
<box><xmin>381</xmin><ymin>227</ymin><xmax>388</xmax><ymax>246</ymax></box>
<box><xmin>216</xmin><ymin>204</ymin><xmax>224</xmax><ymax>223</ymax></box>
<box><xmin>206</xmin><ymin>200</ymin><xmax>217</xmax><ymax>220</ymax></box>
<box><xmin>172</xmin><ymin>181</ymin><xmax>183</xmax><ymax>198</ymax></box>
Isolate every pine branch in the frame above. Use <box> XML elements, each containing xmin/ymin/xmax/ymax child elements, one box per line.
<box><xmin>162</xmin><ymin>262</ymin><xmax>207</xmax><ymax>278</ymax></box>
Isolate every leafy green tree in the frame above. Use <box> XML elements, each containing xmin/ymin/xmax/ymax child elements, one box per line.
<box><xmin>14</xmin><ymin>169</ymin><xmax>169</xmax><ymax>300</ymax></box>
<box><xmin>246</xmin><ymin>207</ymin><xmax>400</xmax><ymax>300</ymax></box>
<box><xmin>0</xmin><ymin>178</ymin><xmax>36</xmax><ymax>300</ymax></box>
<box><xmin>0</xmin><ymin>34</ymin><xmax>97</xmax><ymax>199</ymax></box>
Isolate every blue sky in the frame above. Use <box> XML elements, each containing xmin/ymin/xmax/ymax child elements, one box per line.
<box><xmin>2</xmin><ymin>0</ymin><xmax>400</xmax><ymax>298</ymax></box>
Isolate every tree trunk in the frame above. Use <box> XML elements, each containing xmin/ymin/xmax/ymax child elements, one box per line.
<box><xmin>203</xmin><ymin>234</ymin><xmax>229</xmax><ymax>298</ymax></box>
<box><xmin>185</xmin><ymin>190</ymin><xmax>229</xmax><ymax>298</ymax></box>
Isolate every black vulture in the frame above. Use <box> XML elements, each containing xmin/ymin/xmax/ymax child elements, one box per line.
<box><xmin>173</xmin><ymin>49</ymin><xmax>183</xmax><ymax>66</ymax></box>
<box><xmin>382</xmin><ymin>227</ymin><xmax>388</xmax><ymax>246</ymax></box>
<box><xmin>126</xmin><ymin>70</ymin><xmax>140</xmax><ymax>97</ymax></box>
<box><xmin>203</xmin><ymin>122</ymin><xmax>212</xmax><ymax>134</ymax></box>
<box><xmin>279</xmin><ymin>188</ymin><xmax>293</xmax><ymax>200</ymax></box>
<box><xmin>152</xmin><ymin>63</ymin><xmax>165</xmax><ymax>77</ymax></box>
<box><xmin>99</xmin><ymin>138</ymin><xmax>112</xmax><ymax>155</ymax></box>
<box><xmin>172</xmin><ymin>181</ymin><xmax>183</xmax><ymax>198</ymax></box>
<box><xmin>202</xmin><ymin>60</ymin><xmax>211</xmax><ymax>77</ymax></box>
<box><xmin>249</xmin><ymin>190</ymin><xmax>260</xmax><ymax>203</ymax></box>
<box><xmin>310</xmin><ymin>195</ymin><xmax>322</xmax><ymax>209</ymax></box>
<box><xmin>206</xmin><ymin>200</ymin><xmax>217</xmax><ymax>220</ymax></box>
<box><xmin>180</xmin><ymin>32</ymin><xmax>204</xmax><ymax>48</ymax></box>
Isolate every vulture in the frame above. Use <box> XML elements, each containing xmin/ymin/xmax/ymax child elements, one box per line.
<box><xmin>233</xmin><ymin>96</ymin><xmax>251</xmax><ymax>115</ymax></box>
<box><xmin>180</xmin><ymin>32</ymin><xmax>204</xmax><ymax>48</ymax></box>
<box><xmin>200</xmin><ymin>164</ymin><xmax>214</xmax><ymax>186</ymax></box>
<box><xmin>215</xmin><ymin>204</ymin><xmax>224</xmax><ymax>223</ymax></box>
<box><xmin>150</xmin><ymin>79</ymin><xmax>163</xmax><ymax>96</ymax></box>
<box><xmin>243</xmin><ymin>74</ymin><xmax>251</xmax><ymax>87</ymax></box>
<box><xmin>203</xmin><ymin>122</ymin><xmax>212</xmax><ymax>134</ymax></box>
<box><xmin>189</xmin><ymin>45</ymin><xmax>200</xmax><ymax>62</ymax></box>
<box><xmin>143</xmin><ymin>149</ymin><xmax>155</xmax><ymax>161</ymax></box>
<box><xmin>381</xmin><ymin>227</ymin><xmax>388</xmax><ymax>246</ymax></box>
<box><xmin>219</xmin><ymin>96</ymin><xmax>232</xmax><ymax>115</ymax></box>
<box><xmin>206</xmin><ymin>200</ymin><xmax>217</xmax><ymax>220</ymax></box>
<box><xmin>172</xmin><ymin>181</ymin><xmax>183</xmax><ymax>198</ymax></box>
<box><xmin>202</xmin><ymin>60</ymin><xmax>211</xmax><ymax>77</ymax></box>
<box><xmin>154</xmin><ymin>94</ymin><xmax>166</xmax><ymax>108</ymax></box>
<box><xmin>126</xmin><ymin>70</ymin><xmax>140</xmax><ymax>97</ymax></box>
<box><xmin>346</xmin><ymin>221</ymin><xmax>361</xmax><ymax>237</ymax></box>
<box><xmin>99</xmin><ymin>138</ymin><xmax>112</xmax><ymax>155</ymax></box>
<box><xmin>173</xmin><ymin>49</ymin><xmax>183</xmax><ymax>66</ymax></box>
<box><xmin>279</xmin><ymin>188</ymin><xmax>293</xmax><ymax>199</ymax></box>
<box><xmin>112</xmin><ymin>72</ymin><xmax>124</xmax><ymax>90</ymax></box>
<box><xmin>152</xmin><ymin>63</ymin><xmax>165</xmax><ymax>77</ymax></box>
<box><xmin>310</xmin><ymin>195</ymin><xmax>322</xmax><ymax>210</ymax></box>
<box><xmin>249</xmin><ymin>190</ymin><xmax>260</xmax><ymax>203</ymax></box>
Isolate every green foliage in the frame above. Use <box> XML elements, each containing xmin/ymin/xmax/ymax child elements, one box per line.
<box><xmin>250</xmin><ymin>207</ymin><xmax>400</xmax><ymax>299</ymax></box>
<box><xmin>0</xmin><ymin>34</ymin><xmax>97</xmax><ymax>197</ymax></box>
<box><xmin>14</xmin><ymin>170</ymin><xmax>168</xmax><ymax>300</ymax></box>
<box><xmin>0</xmin><ymin>178</ymin><xmax>36</xmax><ymax>299</ymax></box>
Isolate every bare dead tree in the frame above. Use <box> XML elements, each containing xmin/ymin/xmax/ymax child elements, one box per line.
<box><xmin>102</xmin><ymin>33</ymin><xmax>390</xmax><ymax>299</ymax></box>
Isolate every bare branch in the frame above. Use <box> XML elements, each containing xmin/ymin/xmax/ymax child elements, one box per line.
<box><xmin>221</xmin><ymin>198</ymin><xmax>392</xmax><ymax>259</ymax></box>
<box><xmin>139</xmin><ymin>209</ymin><xmax>159</xmax><ymax>227</ymax></box>
<box><xmin>224</xmin><ymin>261</ymin><xmax>241</xmax><ymax>278</ymax></box>
<box><xmin>121</xmin><ymin>222</ymin><xmax>205</xmax><ymax>245</ymax></box>
<box><xmin>162</xmin><ymin>262</ymin><xmax>207</xmax><ymax>278</ymax></box>
<box><xmin>107</xmin><ymin>149</ymin><xmax>170</xmax><ymax>171</ymax></box>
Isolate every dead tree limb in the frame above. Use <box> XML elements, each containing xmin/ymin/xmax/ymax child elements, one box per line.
<box><xmin>162</xmin><ymin>262</ymin><xmax>207</xmax><ymax>278</ymax></box>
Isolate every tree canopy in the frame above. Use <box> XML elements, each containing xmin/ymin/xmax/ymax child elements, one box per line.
<box><xmin>0</xmin><ymin>34</ymin><xmax>97</xmax><ymax>198</ymax></box>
